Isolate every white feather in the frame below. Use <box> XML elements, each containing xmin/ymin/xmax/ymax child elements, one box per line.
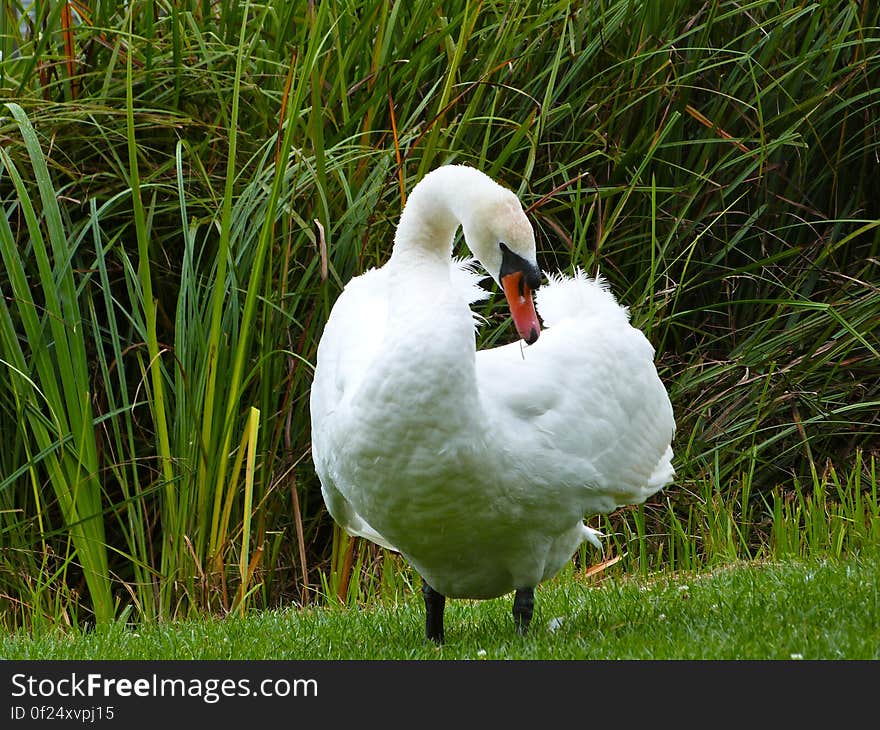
<box><xmin>310</xmin><ymin>165</ymin><xmax>675</xmax><ymax>601</ymax></box>
<box><xmin>535</xmin><ymin>269</ymin><xmax>629</xmax><ymax>327</ymax></box>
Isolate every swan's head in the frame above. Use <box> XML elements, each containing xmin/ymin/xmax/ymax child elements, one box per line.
<box><xmin>461</xmin><ymin>188</ymin><xmax>542</xmax><ymax>345</ymax></box>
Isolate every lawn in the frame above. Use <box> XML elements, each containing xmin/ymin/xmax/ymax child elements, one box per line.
<box><xmin>3</xmin><ymin>555</ymin><xmax>877</xmax><ymax>660</ymax></box>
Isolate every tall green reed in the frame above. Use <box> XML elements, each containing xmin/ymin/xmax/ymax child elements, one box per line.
<box><xmin>0</xmin><ymin>104</ymin><xmax>113</xmax><ymax>623</ymax></box>
<box><xmin>1</xmin><ymin>0</ymin><xmax>878</xmax><ymax>624</ymax></box>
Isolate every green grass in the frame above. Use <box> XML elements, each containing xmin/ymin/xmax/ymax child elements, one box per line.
<box><xmin>3</xmin><ymin>554</ymin><xmax>877</xmax><ymax>659</ymax></box>
<box><xmin>1</xmin><ymin>0</ymin><xmax>879</xmax><ymax>629</ymax></box>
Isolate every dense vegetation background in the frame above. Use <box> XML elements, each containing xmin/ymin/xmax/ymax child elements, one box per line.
<box><xmin>1</xmin><ymin>0</ymin><xmax>878</xmax><ymax>629</ymax></box>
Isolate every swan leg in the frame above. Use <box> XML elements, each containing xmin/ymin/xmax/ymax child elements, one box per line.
<box><xmin>422</xmin><ymin>579</ymin><xmax>446</xmax><ymax>644</ymax></box>
<box><xmin>513</xmin><ymin>587</ymin><xmax>534</xmax><ymax>635</ymax></box>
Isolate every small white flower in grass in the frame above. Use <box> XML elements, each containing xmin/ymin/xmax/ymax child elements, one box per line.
<box><xmin>548</xmin><ymin>617</ymin><xmax>565</xmax><ymax>632</ymax></box>
<box><xmin>476</xmin><ymin>649</ymin><xmax>487</xmax><ymax>657</ymax></box>
<box><xmin>790</xmin><ymin>653</ymin><xmax>804</xmax><ymax>660</ymax></box>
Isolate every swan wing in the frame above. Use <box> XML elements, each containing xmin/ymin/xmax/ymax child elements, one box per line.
<box><xmin>476</xmin><ymin>271</ymin><xmax>676</xmax><ymax>514</ymax></box>
<box><xmin>310</xmin><ymin>266</ymin><xmax>397</xmax><ymax>549</ymax></box>
<box><xmin>311</xmin><ymin>266</ymin><xmax>390</xmax><ymax>412</ymax></box>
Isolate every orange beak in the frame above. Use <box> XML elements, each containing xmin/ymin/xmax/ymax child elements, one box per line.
<box><xmin>501</xmin><ymin>270</ymin><xmax>541</xmax><ymax>345</ymax></box>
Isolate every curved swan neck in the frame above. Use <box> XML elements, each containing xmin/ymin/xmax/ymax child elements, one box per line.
<box><xmin>390</xmin><ymin>165</ymin><xmax>499</xmax><ymax>268</ymax></box>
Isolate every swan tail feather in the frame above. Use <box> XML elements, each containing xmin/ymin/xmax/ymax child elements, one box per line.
<box><xmin>648</xmin><ymin>446</ymin><xmax>675</xmax><ymax>491</ymax></box>
<box><xmin>582</xmin><ymin>524</ymin><xmax>604</xmax><ymax>551</ymax></box>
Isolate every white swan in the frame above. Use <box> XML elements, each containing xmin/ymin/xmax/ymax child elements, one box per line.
<box><xmin>310</xmin><ymin>165</ymin><xmax>675</xmax><ymax>641</ymax></box>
